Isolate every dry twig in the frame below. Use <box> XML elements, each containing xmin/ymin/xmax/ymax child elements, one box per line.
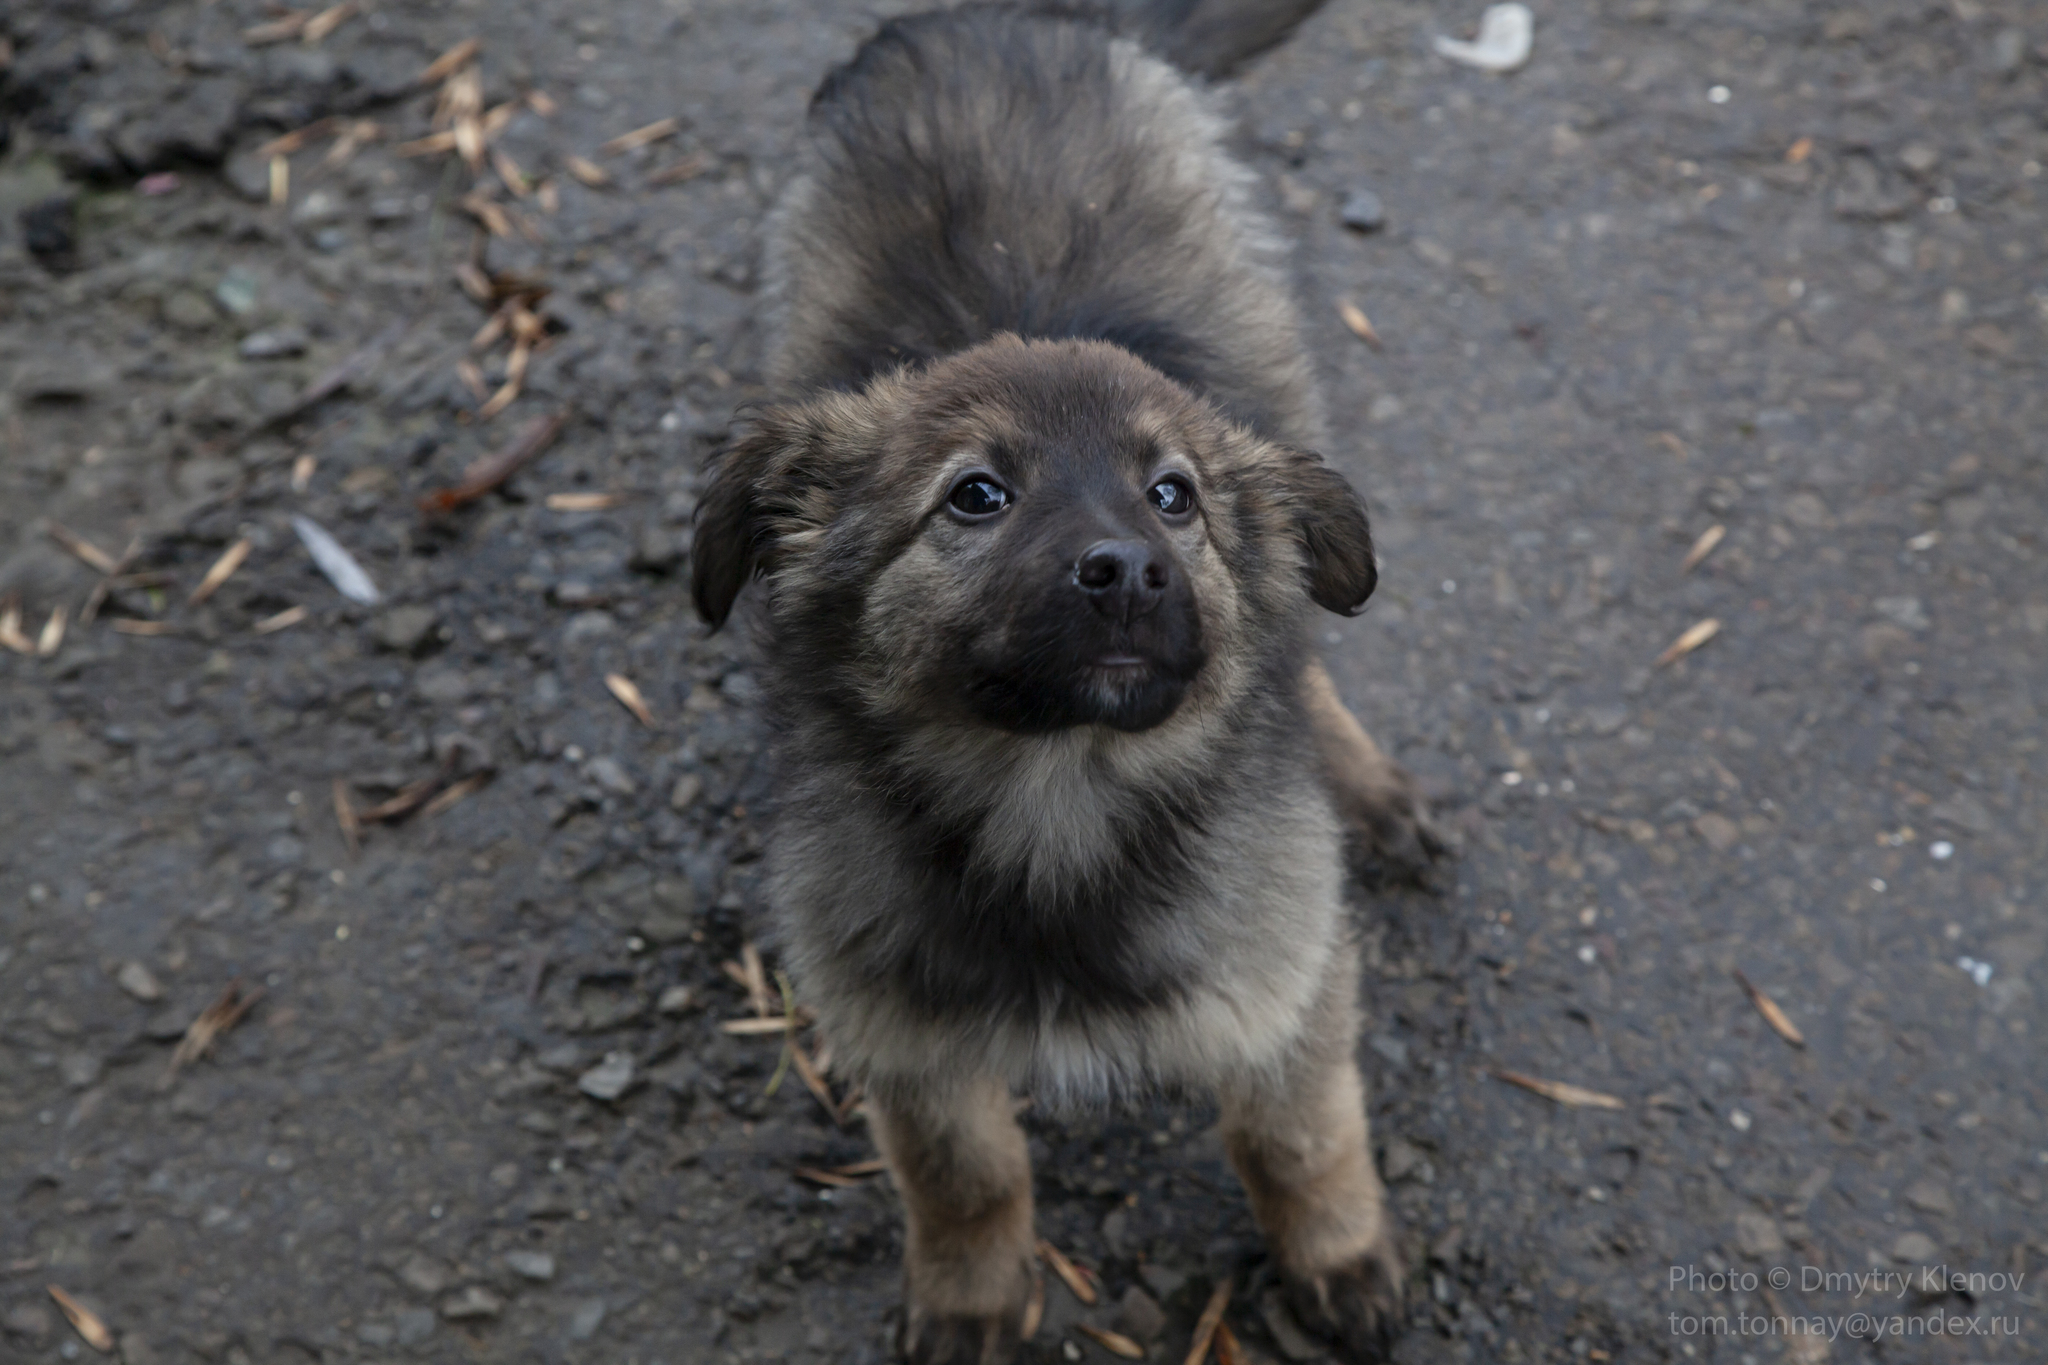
<box><xmin>1491</xmin><ymin>1069</ymin><xmax>1625</xmax><ymax>1110</ymax></box>
<box><xmin>1734</xmin><ymin>969</ymin><xmax>1805</xmax><ymax>1047</ymax></box>
<box><xmin>1654</xmin><ymin>617</ymin><xmax>1721</xmax><ymax>668</ymax></box>
<box><xmin>188</xmin><ymin>538</ymin><xmax>251</xmax><ymax>606</ymax></box>
<box><xmin>1681</xmin><ymin>524</ymin><xmax>1726</xmax><ymax>573</ymax></box>
<box><xmin>418</xmin><ymin>409</ymin><xmax>568</xmax><ymax>513</ymax></box>
<box><xmin>600</xmin><ymin>117</ymin><xmax>679</xmax><ymax>156</ymax></box>
<box><xmin>170</xmin><ymin>981</ymin><xmax>265</xmax><ymax>1073</ymax></box>
<box><xmin>1037</xmin><ymin>1240</ymin><xmax>1098</xmax><ymax>1306</ymax></box>
<box><xmin>47</xmin><ymin>1286</ymin><xmax>113</xmax><ymax>1353</ymax></box>
<box><xmin>1183</xmin><ymin>1277</ymin><xmax>1233</xmax><ymax>1365</ymax></box>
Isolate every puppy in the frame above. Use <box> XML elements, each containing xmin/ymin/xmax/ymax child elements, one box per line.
<box><xmin>692</xmin><ymin>5</ymin><xmax>1438</xmax><ymax>1361</ymax></box>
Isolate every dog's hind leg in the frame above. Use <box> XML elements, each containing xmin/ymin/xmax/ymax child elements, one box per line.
<box><xmin>870</xmin><ymin>1075</ymin><xmax>1037</xmax><ymax>1365</ymax></box>
<box><xmin>1302</xmin><ymin>659</ymin><xmax>1449</xmax><ymax>885</ymax></box>
<box><xmin>1220</xmin><ymin>954</ymin><xmax>1405</xmax><ymax>1363</ymax></box>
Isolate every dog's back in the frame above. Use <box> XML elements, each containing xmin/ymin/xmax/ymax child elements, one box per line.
<box><xmin>764</xmin><ymin>3</ymin><xmax>1327</xmax><ymax>447</ymax></box>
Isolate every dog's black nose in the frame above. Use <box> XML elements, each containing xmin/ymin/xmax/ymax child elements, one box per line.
<box><xmin>1075</xmin><ymin>540</ymin><xmax>1168</xmax><ymax>621</ymax></box>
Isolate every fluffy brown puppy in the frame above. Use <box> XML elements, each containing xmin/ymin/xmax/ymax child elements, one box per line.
<box><xmin>692</xmin><ymin>6</ymin><xmax>1439</xmax><ymax>1361</ymax></box>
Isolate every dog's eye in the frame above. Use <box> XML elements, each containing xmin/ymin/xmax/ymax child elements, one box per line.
<box><xmin>947</xmin><ymin>477</ymin><xmax>1011</xmax><ymax>518</ymax></box>
<box><xmin>1149</xmin><ymin>476</ymin><xmax>1194</xmax><ymax>516</ymax></box>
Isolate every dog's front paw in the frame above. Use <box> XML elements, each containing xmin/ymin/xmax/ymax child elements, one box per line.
<box><xmin>1336</xmin><ymin>762</ymin><xmax>1453</xmax><ymax>889</ymax></box>
<box><xmin>1281</xmin><ymin>1235</ymin><xmax>1406</xmax><ymax>1364</ymax></box>
<box><xmin>898</xmin><ymin>1304</ymin><xmax>1022</xmax><ymax>1365</ymax></box>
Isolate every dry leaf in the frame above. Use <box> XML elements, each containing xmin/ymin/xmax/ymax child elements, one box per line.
<box><xmin>253</xmin><ymin>604</ymin><xmax>308</xmax><ymax>635</ymax></box>
<box><xmin>333</xmin><ymin>778</ymin><xmax>360</xmax><ymax>856</ymax></box>
<box><xmin>396</xmin><ymin>130</ymin><xmax>459</xmax><ymax>158</ymax></box>
<box><xmin>647</xmin><ymin>152</ymin><xmax>709</xmax><ymax>186</ymax></box>
<box><xmin>492</xmin><ymin>148</ymin><xmax>530</xmax><ymax>196</ymax></box>
<box><xmin>605</xmin><ymin>672</ymin><xmax>655</xmax><ymax>727</ymax></box>
<box><xmin>269</xmin><ymin>155</ymin><xmax>289</xmax><ymax>206</ymax></box>
<box><xmin>1183</xmin><ymin>1277</ymin><xmax>1233</xmax><ymax>1365</ymax></box>
<box><xmin>719</xmin><ymin>1016</ymin><xmax>806</xmax><ymax>1035</ymax></box>
<box><xmin>243</xmin><ymin>11</ymin><xmax>311</xmax><ymax>45</ymax></box>
<box><xmin>36</xmin><ymin>606</ymin><xmax>66</xmax><ymax>658</ymax></box>
<box><xmin>1733</xmin><ymin>969</ymin><xmax>1805</xmax><ymax>1047</ymax></box>
<box><xmin>545</xmin><ymin>492</ymin><xmax>621</xmax><ymax>512</ymax></box>
<box><xmin>112</xmin><ymin>619</ymin><xmax>177</xmax><ymax>637</ymax></box>
<box><xmin>47</xmin><ymin>1287</ymin><xmax>113</xmax><ymax>1353</ymax></box>
<box><xmin>1652</xmin><ymin>431</ymin><xmax>1688</xmax><ymax>457</ymax></box>
<box><xmin>526</xmin><ymin>89</ymin><xmax>558</xmax><ymax>116</ymax></box>
<box><xmin>1037</xmin><ymin>1240</ymin><xmax>1098</xmax><ymax>1306</ymax></box>
<box><xmin>1785</xmin><ymin>136</ymin><xmax>1814</xmax><ymax>164</ymax></box>
<box><xmin>291</xmin><ymin>454</ymin><xmax>317</xmax><ymax>492</ymax></box>
<box><xmin>1077</xmin><ymin>1325</ymin><xmax>1146</xmax><ymax>1360</ymax></box>
<box><xmin>565</xmin><ymin>154</ymin><xmax>611</xmax><ymax>187</ymax></box>
<box><xmin>1654</xmin><ymin>617</ymin><xmax>1721</xmax><ymax>667</ymax></box>
<box><xmin>170</xmin><ymin>981</ymin><xmax>264</xmax><ymax>1072</ymax></box>
<box><xmin>1681</xmin><ymin>524</ymin><xmax>1726</xmax><ymax>573</ymax></box>
<box><xmin>419</xmin><ymin>37</ymin><xmax>481</xmax><ymax>85</ymax></box>
<box><xmin>1337</xmin><ymin>298</ymin><xmax>1382</xmax><ymax>349</ymax></box>
<box><xmin>419</xmin><ymin>409</ymin><xmax>567</xmax><ymax>513</ymax></box>
<box><xmin>1212</xmin><ymin>1321</ymin><xmax>1246</xmax><ymax>1365</ymax></box>
<box><xmin>789</xmin><ymin>1043</ymin><xmax>844</xmax><ymax>1126</ymax></box>
<box><xmin>78</xmin><ymin>537</ymin><xmax>142</xmax><ymax>626</ymax></box>
<box><xmin>188</xmin><ymin>538</ymin><xmax>252</xmax><ymax>606</ymax></box>
<box><xmin>302</xmin><ymin>1</ymin><xmax>356</xmax><ymax>44</ymax></box>
<box><xmin>600</xmin><ymin>116</ymin><xmax>680</xmax><ymax>156</ymax></box>
<box><xmin>0</xmin><ymin>600</ymin><xmax>31</xmax><ymax>655</ymax></box>
<box><xmin>420</xmin><ymin>773</ymin><xmax>489</xmax><ymax>819</ymax></box>
<box><xmin>1020</xmin><ymin>1272</ymin><xmax>1045</xmax><ymax>1340</ymax></box>
<box><xmin>356</xmin><ymin>775</ymin><xmax>441</xmax><ymax>824</ymax></box>
<box><xmin>537</xmin><ymin>179</ymin><xmax>560</xmax><ymax>214</ymax></box>
<box><xmin>322</xmin><ymin>119</ymin><xmax>381</xmax><ymax>166</ymax></box>
<box><xmin>740</xmin><ymin>942</ymin><xmax>773</xmax><ymax>1016</ymax></box>
<box><xmin>45</xmin><ymin>521</ymin><xmax>119</xmax><ymax>574</ymax></box>
<box><xmin>460</xmin><ymin>191</ymin><xmax>513</xmax><ymax>237</ymax></box>
<box><xmin>793</xmin><ymin>1166</ymin><xmax>864</xmax><ymax>1188</ymax></box>
<box><xmin>1491</xmin><ymin>1069</ymin><xmax>1625</xmax><ymax>1110</ymax></box>
<box><xmin>454</xmin><ymin>113</ymin><xmax>485</xmax><ymax>170</ymax></box>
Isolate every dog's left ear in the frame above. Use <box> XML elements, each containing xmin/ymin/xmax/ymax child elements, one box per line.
<box><xmin>691</xmin><ymin>406</ymin><xmax>828</xmax><ymax>628</ymax></box>
<box><xmin>1277</xmin><ymin>449</ymin><xmax>1378</xmax><ymax>616</ymax></box>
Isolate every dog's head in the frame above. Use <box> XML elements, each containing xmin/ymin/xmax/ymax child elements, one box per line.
<box><xmin>693</xmin><ymin>336</ymin><xmax>1373</xmax><ymax>735</ymax></box>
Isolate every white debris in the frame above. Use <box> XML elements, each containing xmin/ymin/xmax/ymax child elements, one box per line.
<box><xmin>1956</xmin><ymin>956</ymin><xmax>1993</xmax><ymax>987</ymax></box>
<box><xmin>291</xmin><ymin>514</ymin><xmax>380</xmax><ymax>605</ymax></box>
<box><xmin>1434</xmin><ymin>3</ymin><xmax>1534</xmax><ymax>73</ymax></box>
<box><xmin>1929</xmin><ymin>840</ymin><xmax>1955</xmax><ymax>861</ymax></box>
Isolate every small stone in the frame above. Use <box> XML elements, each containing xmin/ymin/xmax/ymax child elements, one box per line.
<box><xmin>1903</xmin><ymin>1178</ymin><xmax>1954</xmax><ymax>1216</ymax></box>
<box><xmin>117</xmin><ymin>962</ymin><xmax>164</xmax><ymax>1002</ymax></box>
<box><xmin>630</xmin><ymin>524</ymin><xmax>684</xmax><ymax>574</ymax></box>
<box><xmin>223</xmin><ymin>153</ymin><xmax>273</xmax><ymax>204</ymax></box>
<box><xmin>567</xmin><ymin>1299</ymin><xmax>607</xmax><ymax>1341</ymax></box>
<box><xmin>163</xmin><ymin>290</ymin><xmax>217</xmax><ymax>332</ymax></box>
<box><xmin>669</xmin><ymin>774</ymin><xmax>703</xmax><ymax>812</ymax></box>
<box><xmin>371</xmin><ymin>605</ymin><xmax>439</xmax><ymax>654</ymax></box>
<box><xmin>368</xmin><ymin>196</ymin><xmax>412</xmax><ymax>223</ymax></box>
<box><xmin>1339</xmin><ymin>188</ymin><xmax>1386</xmax><ymax>232</ymax></box>
<box><xmin>1258</xmin><ymin>1288</ymin><xmax>1323</xmax><ymax>1362</ymax></box>
<box><xmin>291</xmin><ymin>189</ymin><xmax>344</xmax><ymax>228</ymax></box>
<box><xmin>21</xmin><ymin>194</ymin><xmax>79</xmax><ymax>271</ymax></box>
<box><xmin>60</xmin><ymin>1052</ymin><xmax>103</xmax><ymax>1089</ymax></box>
<box><xmin>640</xmin><ymin>879</ymin><xmax>697</xmax><ymax>945</ymax></box>
<box><xmin>1898</xmin><ymin>141</ymin><xmax>1940</xmax><ymax>175</ymax></box>
<box><xmin>1369</xmin><ymin>1033</ymin><xmax>1409</xmax><ymax>1067</ymax></box>
<box><xmin>1114</xmin><ymin>1286</ymin><xmax>1166</xmax><ymax>1344</ymax></box>
<box><xmin>657</xmin><ymin>984</ymin><xmax>697</xmax><ymax>1015</ymax></box>
<box><xmin>393</xmin><ymin>1307</ymin><xmax>436</xmax><ymax>1345</ymax></box>
<box><xmin>355</xmin><ymin>1322</ymin><xmax>395</xmax><ymax>1348</ymax></box>
<box><xmin>439</xmin><ymin>1286</ymin><xmax>503</xmax><ymax>1321</ymax></box>
<box><xmin>1734</xmin><ymin>1210</ymin><xmax>1785</xmax><ymax>1258</ymax></box>
<box><xmin>535</xmin><ymin>1043</ymin><xmax>584</xmax><ymax>1074</ymax></box>
<box><xmin>1874</xmin><ymin>596</ymin><xmax>1930</xmax><ymax>631</ymax></box>
<box><xmin>120</xmin><ymin>1332</ymin><xmax>160</xmax><ymax>1365</ymax></box>
<box><xmin>1139</xmin><ymin>1263</ymin><xmax>1187</xmax><ymax>1304</ymax></box>
<box><xmin>1927</xmin><ymin>791</ymin><xmax>1992</xmax><ymax>836</ymax></box>
<box><xmin>1891</xmin><ymin>1231</ymin><xmax>1938</xmax><ymax>1264</ymax></box>
<box><xmin>585</xmin><ymin>756</ymin><xmax>637</xmax><ymax>796</ymax></box>
<box><xmin>505</xmin><ymin>1249</ymin><xmax>556</xmax><ymax>1282</ymax></box>
<box><xmin>213</xmin><ymin>269</ymin><xmax>260</xmax><ymax>318</ymax></box>
<box><xmin>398</xmin><ymin>1252</ymin><xmax>451</xmax><ymax>1296</ymax></box>
<box><xmin>1694</xmin><ymin>813</ymin><xmax>1741</xmax><ymax>852</ymax></box>
<box><xmin>577</xmin><ymin>1051</ymin><xmax>638</xmax><ymax>1102</ymax></box>
<box><xmin>1100</xmin><ymin>1207</ymin><xmax>1129</xmax><ymax>1257</ymax></box>
<box><xmin>3</xmin><ymin>1302</ymin><xmax>54</xmax><ymax>1341</ymax></box>
<box><xmin>239</xmin><ymin>326</ymin><xmax>309</xmax><ymax>361</ymax></box>
<box><xmin>1382</xmin><ymin>1137</ymin><xmax>1429</xmax><ymax>1183</ymax></box>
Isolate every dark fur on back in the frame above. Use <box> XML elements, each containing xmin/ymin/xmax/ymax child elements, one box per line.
<box><xmin>764</xmin><ymin>3</ymin><xmax>1329</xmax><ymax>448</ymax></box>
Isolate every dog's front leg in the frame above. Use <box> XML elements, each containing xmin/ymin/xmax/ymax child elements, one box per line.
<box><xmin>871</xmin><ymin>1074</ymin><xmax>1037</xmax><ymax>1365</ymax></box>
<box><xmin>1302</xmin><ymin>659</ymin><xmax>1449</xmax><ymax>884</ymax></box>
<box><xmin>1220</xmin><ymin>966</ymin><xmax>1405</xmax><ymax>1363</ymax></box>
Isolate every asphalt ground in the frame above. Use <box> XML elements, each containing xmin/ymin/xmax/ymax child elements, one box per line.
<box><xmin>1</xmin><ymin>1</ymin><xmax>2044</xmax><ymax>1362</ymax></box>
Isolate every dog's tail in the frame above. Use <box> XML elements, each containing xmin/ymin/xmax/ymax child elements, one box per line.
<box><xmin>1106</xmin><ymin>0</ymin><xmax>1332</xmax><ymax>77</ymax></box>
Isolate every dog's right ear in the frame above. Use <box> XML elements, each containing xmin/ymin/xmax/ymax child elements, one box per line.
<box><xmin>691</xmin><ymin>408</ymin><xmax>821</xmax><ymax>628</ymax></box>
